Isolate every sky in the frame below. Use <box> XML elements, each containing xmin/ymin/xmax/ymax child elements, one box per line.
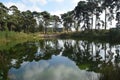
<box><xmin>0</xmin><ymin>0</ymin><xmax>82</xmax><ymax>16</ymax></box>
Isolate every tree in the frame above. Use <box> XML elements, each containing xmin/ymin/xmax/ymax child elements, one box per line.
<box><xmin>61</xmin><ymin>11</ymin><xmax>74</xmax><ymax>32</ymax></box>
<box><xmin>8</xmin><ymin>5</ymin><xmax>22</xmax><ymax>31</ymax></box>
<box><xmin>116</xmin><ymin>12</ymin><xmax>120</xmax><ymax>29</ymax></box>
<box><xmin>22</xmin><ymin>10</ymin><xmax>36</xmax><ymax>33</ymax></box>
<box><xmin>101</xmin><ymin>0</ymin><xmax>115</xmax><ymax>30</ymax></box>
<box><xmin>74</xmin><ymin>1</ymin><xmax>86</xmax><ymax>30</ymax></box>
<box><xmin>40</xmin><ymin>11</ymin><xmax>51</xmax><ymax>34</ymax></box>
<box><xmin>51</xmin><ymin>15</ymin><xmax>60</xmax><ymax>32</ymax></box>
<box><xmin>33</xmin><ymin>11</ymin><xmax>44</xmax><ymax>32</ymax></box>
<box><xmin>0</xmin><ymin>2</ymin><xmax>8</xmax><ymax>31</ymax></box>
<box><xmin>114</xmin><ymin>0</ymin><xmax>120</xmax><ymax>28</ymax></box>
<box><xmin>74</xmin><ymin>1</ymin><xmax>95</xmax><ymax>30</ymax></box>
<box><xmin>86</xmin><ymin>1</ymin><xmax>97</xmax><ymax>30</ymax></box>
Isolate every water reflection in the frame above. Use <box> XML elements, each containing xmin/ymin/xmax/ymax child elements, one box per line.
<box><xmin>0</xmin><ymin>39</ymin><xmax>120</xmax><ymax>80</ymax></box>
<box><xmin>9</xmin><ymin>55</ymin><xmax>98</xmax><ymax>80</ymax></box>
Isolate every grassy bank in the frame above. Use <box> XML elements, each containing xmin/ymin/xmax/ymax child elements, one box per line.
<box><xmin>0</xmin><ymin>31</ymin><xmax>43</xmax><ymax>44</ymax></box>
<box><xmin>0</xmin><ymin>31</ymin><xmax>28</xmax><ymax>43</ymax></box>
<box><xmin>0</xmin><ymin>31</ymin><xmax>45</xmax><ymax>50</ymax></box>
<box><xmin>0</xmin><ymin>31</ymin><xmax>61</xmax><ymax>44</ymax></box>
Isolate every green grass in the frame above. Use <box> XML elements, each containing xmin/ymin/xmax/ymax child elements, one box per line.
<box><xmin>0</xmin><ymin>31</ymin><xmax>44</xmax><ymax>47</ymax></box>
<box><xmin>0</xmin><ymin>31</ymin><xmax>26</xmax><ymax>43</ymax></box>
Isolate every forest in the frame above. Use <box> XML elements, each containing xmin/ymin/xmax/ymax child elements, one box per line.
<box><xmin>0</xmin><ymin>0</ymin><xmax>120</xmax><ymax>40</ymax></box>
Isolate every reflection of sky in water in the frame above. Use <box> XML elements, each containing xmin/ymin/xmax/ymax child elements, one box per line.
<box><xmin>8</xmin><ymin>55</ymin><xmax>99</xmax><ymax>80</ymax></box>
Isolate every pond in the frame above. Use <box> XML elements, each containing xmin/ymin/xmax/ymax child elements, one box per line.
<box><xmin>0</xmin><ymin>39</ymin><xmax>120</xmax><ymax>80</ymax></box>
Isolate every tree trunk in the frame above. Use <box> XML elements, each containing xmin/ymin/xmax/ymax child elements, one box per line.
<box><xmin>104</xmin><ymin>44</ymin><xmax>107</xmax><ymax>62</ymax></box>
<box><xmin>74</xmin><ymin>21</ymin><xmax>79</xmax><ymax>32</ymax></box>
<box><xmin>55</xmin><ymin>21</ymin><xmax>57</xmax><ymax>33</ymax></box>
<box><xmin>105</xmin><ymin>8</ymin><xmax>107</xmax><ymax>30</ymax></box>
<box><xmin>91</xmin><ymin>14</ymin><xmax>94</xmax><ymax>30</ymax></box>
<box><xmin>95</xmin><ymin>14</ymin><xmax>97</xmax><ymax>30</ymax></box>
<box><xmin>44</xmin><ymin>23</ymin><xmax>47</xmax><ymax>34</ymax></box>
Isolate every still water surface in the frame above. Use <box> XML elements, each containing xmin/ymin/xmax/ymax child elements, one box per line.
<box><xmin>0</xmin><ymin>39</ymin><xmax>120</xmax><ymax>80</ymax></box>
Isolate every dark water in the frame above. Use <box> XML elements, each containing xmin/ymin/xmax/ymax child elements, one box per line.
<box><xmin>0</xmin><ymin>39</ymin><xmax>120</xmax><ymax>80</ymax></box>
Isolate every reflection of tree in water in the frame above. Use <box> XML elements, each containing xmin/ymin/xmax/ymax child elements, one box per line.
<box><xmin>0</xmin><ymin>42</ymin><xmax>38</xmax><ymax>80</ymax></box>
<box><xmin>62</xmin><ymin>40</ymin><xmax>102</xmax><ymax>72</ymax></box>
<box><xmin>1</xmin><ymin>39</ymin><xmax>120</xmax><ymax>80</ymax></box>
<box><xmin>61</xmin><ymin>40</ymin><xmax>120</xmax><ymax>80</ymax></box>
<box><xmin>0</xmin><ymin>40</ymin><xmax>61</xmax><ymax>80</ymax></box>
<box><xmin>0</xmin><ymin>51</ymin><xmax>10</xmax><ymax>80</ymax></box>
<box><xmin>99</xmin><ymin>45</ymin><xmax>120</xmax><ymax>80</ymax></box>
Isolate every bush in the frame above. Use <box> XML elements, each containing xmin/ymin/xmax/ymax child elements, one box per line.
<box><xmin>109</xmin><ymin>28</ymin><xmax>120</xmax><ymax>41</ymax></box>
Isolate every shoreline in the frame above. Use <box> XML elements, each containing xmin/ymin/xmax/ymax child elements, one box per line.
<box><xmin>0</xmin><ymin>29</ymin><xmax>120</xmax><ymax>44</ymax></box>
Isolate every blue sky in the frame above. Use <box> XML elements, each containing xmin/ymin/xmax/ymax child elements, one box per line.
<box><xmin>0</xmin><ymin>0</ymin><xmax>82</xmax><ymax>16</ymax></box>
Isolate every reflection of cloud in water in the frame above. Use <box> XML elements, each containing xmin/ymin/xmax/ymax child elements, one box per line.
<box><xmin>9</xmin><ymin>55</ymin><xmax>99</xmax><ymax>80</ymax></box>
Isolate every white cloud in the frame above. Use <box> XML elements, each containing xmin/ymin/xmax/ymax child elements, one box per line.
<box><xmin>4</xmin><ymin>2</ymin><xmax>41</xmax><ymax>12</ymax></box>
<box><xmin>9</xmin><ymin>56</ymin><xmax>99</xmax><ymax>80</ymax></box>
<box><xmin>50</xmin><ymin>10</ymin><xmax>67</xmax><ymax>16</ymax></box>
<box><xmin>72</xmin><ymin>0</ymin><xmax>86</xmax><ymax>5</ymax></box>
<box><xmin>2</xmin><ymin>0</ymin><xmax>84</xmax><ymax>16</ymax></box>
<box><xmin>50</xmin><ymin>0</ymin><xmax>64</xmax><ymax>3</ymax></box>
<box><xmin>72</xmin><ymin>0</ymin><xmax>80</xmax><ymax>4</ymax></box>
<box><xmin>27</xmin><ymin>0</ymin><xmax>47</xmax><ymax>5</ymax></box>
<box><xmin>4</xmin><ymin>2</ymin><xmax>27</xmax><ymax>11</ymax></box>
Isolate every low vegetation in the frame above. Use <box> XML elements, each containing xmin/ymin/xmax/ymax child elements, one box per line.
<box><xmin>0</xmin><ymin>31</ymin><xmax>42</xmax><ymax>44</ymax></box>
<box><xmin>59</xmin><ymin>29</ymin><xmax>120</xmax><ymax>43</ymax></box>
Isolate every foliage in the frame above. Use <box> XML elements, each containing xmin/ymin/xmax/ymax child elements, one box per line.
<box><xmin>0</xmin><ymin>3</ymin><xmax>61</xmax><ymax>33</ymax></box>
<box><xmin>109</xmin><ymin>28</ymin><xmax>120</xmax><ymax>41</ymax></box>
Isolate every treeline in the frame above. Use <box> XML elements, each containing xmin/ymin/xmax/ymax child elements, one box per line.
<box><xmin>61</xmin><ymin>0</ymin><xmax>120</xmax><ymax>31</ymax></box>
<box><xmin>0</xmin><ymin>3</ymin><xmax>60</xmax><ymax>33</ymax></box>
<box><xmin>60</xmin><ymin>0</ymin><xmax>120</xmax><ymax>41</ymax></box>
<box><xmin>0</xmin><ymin>0</ymin><xmax>120</xmax><ymax>33</ymax></box>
